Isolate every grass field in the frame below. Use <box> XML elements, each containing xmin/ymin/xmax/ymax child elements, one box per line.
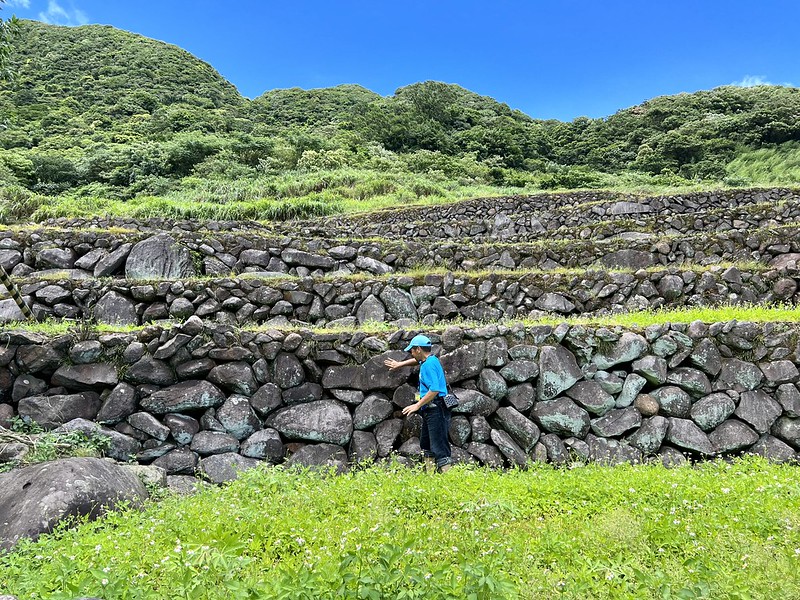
<box><xmin>0</xmin><ymin>457</ymin><xmax>798</xmax><ymax>599</ymax></box>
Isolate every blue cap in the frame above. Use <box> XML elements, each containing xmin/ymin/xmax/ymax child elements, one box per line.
<box><xmin>404</xmin><ymin>334</ymin><xmax>432</xmax><ymax>352</ymax></box>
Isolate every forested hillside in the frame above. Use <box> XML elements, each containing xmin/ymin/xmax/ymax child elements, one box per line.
<box><xmin>0</xmin><ymin>19</ymin><xmax>799</xmax><ymax>222</ymax></box>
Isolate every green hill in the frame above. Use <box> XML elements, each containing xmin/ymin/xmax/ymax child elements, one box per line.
<box><xmin>0</xmin><ymin>20</ymin><xmax>245</xmax><ymax>148</ymax></box>
<box><xmin>0</xmin><ymin>20</ymin><xmax>798</xmax><ymax>221</ymax></box>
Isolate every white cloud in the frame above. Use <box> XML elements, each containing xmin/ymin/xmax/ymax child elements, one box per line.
<box><xmin>5</xmin><ymin>0</ymin><xmax>32</xmax><ymax>8</ymax></box>
<box><xmin>731</xmin><ymin>75</ymin><xmax>772</xmax><ymax>87</ymax></box>
<box><xmin>38</xmin><ymin>0</ymin><xmax>88</xmax><ymax>26</ymax></box>
<box><xmin>730</xmin><ymin>75</ymin><xmax>795</xmax><ymax>88</ymax></box>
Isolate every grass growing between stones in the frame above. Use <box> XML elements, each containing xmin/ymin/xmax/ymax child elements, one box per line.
<box><xmin>1</xmin><ymin>458</ymin><xmax>799</xmax><ymax>599</ymax></box>
<box><xmin>5</xmin><ymin>304</ymin><xmax>800</xmax><ymax>338</ymax></box>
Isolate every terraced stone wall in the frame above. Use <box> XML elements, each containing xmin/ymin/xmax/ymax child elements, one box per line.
<box><xmin>13</xmin><ymin>264</ymin><xmax>800</xmax><ymax>326</ymax></box>
<box><xmin>1</xmin><ymin>321</ymin><xmax>799</xmax><ymax>481</ymax></box>
<box><xmin>4</xmin><ymin>212</ymin><xmax>800</xmax><ymax>287</ymax></box>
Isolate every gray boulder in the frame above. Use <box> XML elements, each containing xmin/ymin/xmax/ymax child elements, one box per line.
<box><xmin>216</xmin><ymin>394</ymin><xmax>261</xmax><ymax>440</ymax></box>
<box><xmin>286</xmin><ymin>443</ymin><xmax>349</xmax><ymax>474</ymax></box>
<box><xmin>534</xmin><ymin>293</ymin><xmax>575</xmax><ymax>314</ymax></box>
<box><xmin>125</xmin><ymin>234</ymin><xmax>196</xmax><ymax>279</ymax></box>
<box><xmin>51</xmin><ymin>363</ymin><xmax>119</xmax><ymax>391</ymax></box>
<box><xmin>96</xmin><ymin>383</ymin><xmax>137</xmax><ymax>424</ymax></box>
<box><xmin>464</xmin><ymin>442</ymin><xmax>505</xmax><ymax>468</ymax></box>
<box><xmin>615</xmin><ymin>373</ymin><xmax>647</xmax><ymax>408</ymax></box>
<box><xmin>749</xmin><ymin>435</ymin><xmax>796</xmax><ymax>463</ymax></box>
<box><xmin>94</xmin><ymin>243</ymin><xmax>132</xmax><ymax>277</ymax></box>
<box><xmin>208</xmin><ymin>362</ymin><xmax>258</xmax><ymax>396</ymax></box>
<box><xmin>776</xmin><ymin>384</ymin><xmax>800</xmax><ymax>418</ymax></box>
<box><xmin>441</xmin><ymin>341</ymin><xmax>486</xmax><ymax>382</ymax></box>
<box><xmin>592</xmin><ymin>332</ymin><xmax>648</xmax><ymax>370</ymax></box>
<box><xmin>379</xmin><ymin>286</ymin><xmax>417</xmax><ymax>320</ymax></box>
<box><xmin>709</xmin><ymin>420</ymin><xmax>759</xmax><ymax>453</ymax></box>
<box><xmin>759</xmin><ymin>360</ymin><xmax>800</xmax><ymax>385</ymax></box>
<box><xmin>190</xmin><ymin>431</ymin><xmax>240</xmax><ymax>456</ymax></box>
<box><xmin>199</xmin><ymin>453</ymin><xmax>261</xmax><ymax>484</ymax></box>
<box><xmin>451</xmin><ymin>388</ymin><xmax>498</xmax><ymax>417</ymax></box>
<box><xmin>140</xmin><ymin>380</ymin><xmax>226</xmax><ymax>414</ymax></box>
<box><xmin>267</xmin><ymin>400</ymin><xmax>353</xmax><ymax>445</ymax></box>
<box><xmin>128</xmin><ymin>412</ymin><xmax>170</xmax><ymax>441</ymax></box>
<box><xmin>690</xmin><ymin>393</ymin><xmax>736</xmax><ymax>431</ymax></box>
<box><xmin>537</xmin><ymin>345</ymin><xmax>582</xmax><ymax>401</ymax></box>
<box><xmin>735</xmin><ymin>390</ymin><xmax>782</xmax><ymax>434</ymax></box>
<box><xmin>632</xmin><ymin>355</ymin><xmax>668</xmax><ymax>385</ymax></box>
<box><xmin>507</xmin><ymin>383</ymin><xmax>535</xmax><ymax>412</ymax></box>
<box><xmin>771</xmin><ymin>417</ymin><xmax>800</xmax><ymax>448</ymax></box>
<box><xmin>152</xmin><ymin>448</ymin><xmax>199</xmax><ymax>475</ymax></box>
<box><xmin>715</xmin><ymin>359</ymin><xmax>763</xmax><ymax>392</ymax></box>
<box><xmin>282</xmin><ymin>382</ymin><xmax>324</xmax><ymax>405</ymax></box>
<box><xmin>18</xmin><ymin>392</ymin><xmax>101</xmax><ymax>429</ymax></box>
<box><xmin>665</xmin><ymin>418</ymin><xmax>714</xmax><ymax>455</ymax></box>
<box><xmin>490</xmin><ymin>429</ymin><xmax>528</xmax><ymax>467</ymax></box>
<box><xmin>626</xmin><ymin>416</ymin><xmax>669</xmax><ymax>455</ymax></box>
<box><xmin>651</xmin><ymin>386</ymin><xmax>692</xmax><ymax>418</ymax></box>
<box><xmin>532</xmin><ymin>397</ymin><xmax>591</xmax><ymax>438</ymax></box>
<box><xmin>600</xmin><ymin>249</ymin><xmax>655</xmax><ymax>270</ymax></box>
<box><xmin>688</xmin><ymin>338</ymin><xmax>722</xmax><ymax>376</ymax></box>
<box><xmin>353</xmin><ymin>394</ymin><xmax>394</xmax><ymax>430</ymax></box>
<box><xmin>666</xmin><ymin>367</ymin><xmax>712</xmax><ymax>397</ymax></box>
<box><xmin>125</xmin><ymin>356</ymin><xmax>176</xmax><ymax>386</ymax></box>
<box><xmin>0</xmin><ymin>457</ymin><xmax>147</xmax><ymax>550</ymax></box>
<box><xmin>590</xmin><ymin>407</ymin><xmax>642</xmax><ymax>438</ymax></box>
<box><xmin>565</xmin><ymin>380</ymin><xmax>615</xmax><ymax>415</ymax></box>
<box><xmin>499</xmin><ymin>360</ymin><xmax>539</xmax><ymax>383</ymax></box>
<box><xmin>273</xmin><ymin>353</ymin><xmax>306</xmax><ymax>389</ymax></box>
<box><xmin>356</xmin><ymin>295</ymin><xmax>387</xmax><ymax>324</ymax></box>
<box><xmin>375</xmin><ymin>419</ymin><xmax>403</xmax><ymax>456</ymax></box>
<box><xmin>587</xmin><ymin>435</ymin><xmax>643</xmax><ymax>465</ymax></box>
<box><xmin>281</xmin><ymin>248</ymin><xmax>335</xmax><ymax>269</ymax></box>
<box><xmin>492</xmin><ymin>406</ymin><xmax>540</xmax><ymax>452</ymax></box>
<box><xmin>93</xmin><ymin>291</ymin><xmax>138</xmax><ymax>325</ymax></box>
<box><xmin>241</xmin><ymin>428</ymin><xmax>284</xmax><ymax>462</ymax></box>
<box><xmin>349</xmin><ymin>430</ymin><xmax>378</xmax><ymax>464</ymax></box>
<box><xmin>478</xmin><ymin>368</ymin><xmax>508</xmax><ymax>400</ymax></box>
<box><xmin>163</xmin><ymin>414</ymin><xmax>200</xmax><ymax>445</ymax></box>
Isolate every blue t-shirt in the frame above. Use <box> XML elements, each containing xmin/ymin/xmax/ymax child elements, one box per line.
<box><xmin>419</xmin><ymin>355</ymin><xmax>448</xmax><ymax>398</ymax></box>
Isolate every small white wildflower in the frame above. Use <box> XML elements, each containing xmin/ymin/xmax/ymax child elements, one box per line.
<box><xmin>101</xmin><ymin>579</ymin><xmax>109</xmax><ymax>586</ymax></box>
<box><xmin>721</xmin><ymin>488</ymin><xmax>730</xmax><ymax>494</ymax></box>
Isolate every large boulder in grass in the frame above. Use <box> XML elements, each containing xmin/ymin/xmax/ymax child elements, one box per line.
<box><xmin>125</xmin><ymin>234</ymin><xmax>196</xmax><ymax>280</ymax></box>
<box><xmin>0</xmin><ymin>457</ymin><xmax>148</xmax><ymax>551</ymax></box>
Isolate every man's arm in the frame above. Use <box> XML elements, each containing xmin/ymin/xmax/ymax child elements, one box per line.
<box><xmin>401</xmin><ymin>389</ymin><xmax>439</xmax><ymax>416</ymax></box>
<box><xmin>384</xmin><ymin>357</ymin><xmax>417</xmax><ymax>370</ymax></box>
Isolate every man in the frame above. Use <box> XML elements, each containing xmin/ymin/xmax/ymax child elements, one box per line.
<box><xmin>385</xmin><ymin>334</ymin><xmax>452</xmax><ymax>472</ymax></box>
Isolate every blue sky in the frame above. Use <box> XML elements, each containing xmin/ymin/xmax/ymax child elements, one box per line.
<box><xmin>3</xmin><ymin>0</ymin><xmax>799</xmax><ymax>121</ymax></box>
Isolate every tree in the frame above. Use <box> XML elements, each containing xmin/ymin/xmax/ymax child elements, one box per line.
<box><xmin>0</xmin><ymin>0</ymin><xmax>20</xmax><ymax>81</ymax></box>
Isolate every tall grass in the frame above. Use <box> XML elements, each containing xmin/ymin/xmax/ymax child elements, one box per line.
<box><xmin>725</xmin><ymin>142</ymin><xmax>800</xmax><ymax>186</ymax></box>
<box><xmin>5</xmin><ymin>164</ymin><xmax>789</xmax><ymax>224</ymax></box>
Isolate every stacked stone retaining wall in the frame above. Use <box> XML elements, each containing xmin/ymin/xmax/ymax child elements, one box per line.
<box><xmin>10</xmin><ymin>264</ymin><xmax>800</xmax><ymax>326</ymax></box>
<box><xmin>1</xmin><ymin>321</ymin><xmax>799</xmax><ymax>481</ymax></box>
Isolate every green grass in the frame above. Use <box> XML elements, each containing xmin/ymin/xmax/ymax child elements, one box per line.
<box><xmin>725</xmin><ymin>142</ymin><xmax>800</xmax><ymax>187</ymax></box>
<box><xmin>1</xmin><ymin>458</ymin><xmax>799</xmax><ymax>599</ymax></box>
<box><xmin>5</xmin><ymin>164</ymin><xmax>798</xmax><ymax>224</ymax></box>
<box><xmin>4</xmin><ymin>304</ymin><xmax>800</xmax><ymax>338</ymax></box>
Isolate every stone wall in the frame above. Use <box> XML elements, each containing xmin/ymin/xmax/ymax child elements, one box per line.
<box><xmin>12</xmin><ymin>264</ymin><xmax>800</xmax><ymax>326</ymax></box>
<box><xmin>1</xmin><ymin>321</ymin><xmax>799</xmax><ymax>482</ymax></box>
<box><xmin>3</xmin><ymin>218</ymin><xmax>800</xmax><ymax>283</ymax></box>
